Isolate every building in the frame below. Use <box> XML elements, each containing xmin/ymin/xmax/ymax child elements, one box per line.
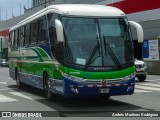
<box><xmin>0</xmin><ymin>0</ymin><xmax>160</xmax><ymax>74</ymax></box>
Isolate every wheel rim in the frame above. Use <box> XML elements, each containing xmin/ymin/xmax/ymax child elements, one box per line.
<box><xmin>44</xmin><ymin>74</ymin><xmax>51</xmax><ymax>97</ymax></box>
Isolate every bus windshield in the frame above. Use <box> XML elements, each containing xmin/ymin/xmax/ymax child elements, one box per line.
<box><xmin>61</xmin><ymin>17</ymin><xmax>134</xmax><ymax>70</ymax></box>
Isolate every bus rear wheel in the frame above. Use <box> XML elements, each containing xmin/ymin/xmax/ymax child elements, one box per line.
<box><xmin>43</xmin><ymin>73</ymin><xmax>53</xmax><ymax>100</ymax></box>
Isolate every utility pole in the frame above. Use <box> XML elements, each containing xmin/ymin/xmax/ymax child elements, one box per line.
<box><xmin>0</xmin><ymin>9</ymin><xmax>1</xmax><ymax>22</ymax></box>
<box><xmin>45</xmin><ymin>0</ymin><xmax>47</xmax><ymax>8</ymax></box>
<box><xmin>20</xmin><ymin>3</ymin><xmax>22</xmax><ymax>15</ymax></box>
<box><xmin>6</xmin><ymin>10</ymin><xmax>7</xmax><ymax>20</ymax></box>
<box><xmin>12</xmin><ymin>8</ymin><xmax>14</xmax><ymax>18</ymax></box>
<box><xmin>28</xmin><ymin>0</ymin><xmax>29</xmax><ymax>8</ymax></box>
<box><xmin>112</xmin><ymin>0</ymin><xmax>114</xmax><ymax>6</ymax></box>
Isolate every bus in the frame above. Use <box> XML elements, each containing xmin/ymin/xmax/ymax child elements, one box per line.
<box><xmin>9</xmin><ymin>4</ymin><xmax>143</xmax><ymax>100</ymax></box>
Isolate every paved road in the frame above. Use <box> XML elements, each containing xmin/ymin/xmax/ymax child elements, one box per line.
<box><xmin>0</xmin><ymin>67</ymin><xmax>160</xmax><ymax>119</ymax></box>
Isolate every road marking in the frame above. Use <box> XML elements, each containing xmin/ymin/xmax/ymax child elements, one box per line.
<box><xmin>0</xmin><ymin>88</ymin><xmax>17</xmax><ymax>91</ymax></box>
<box><xmin>146</xmin><ymin>79</ymin><xmax>160</xmax><ymax>82</ymax></box>
<box><xmin>10</xmin><ymin>92</ymin><xmax>34</xmax><ymax>100</ymax></box>
<box><xmin>140</xmin><ymin>83</ymin><xmax>160</xmax><ymax>88</ymax></box>
<box><xmin>134</xmin><ymin>89</ymin><xmax>151</xmax><ymax>93</ymax></box>
<box><xmin>0</xmin><ymin>94</ymin><xmax>18</xmax><ymax>102</ymax></box>
<box><xmin>0</xmin><ymin>82</ymin><xmax>7</xmax><ymax>84</ymax></box>
<box><xmin>0</xmin><ymin>77</ymin><xmax>12</xmax><ymax>80</ymax></box>
<box><xmin>135</xmin><ymin>85</ymin><xmax>160</xmax><ymax>91</ymax></box>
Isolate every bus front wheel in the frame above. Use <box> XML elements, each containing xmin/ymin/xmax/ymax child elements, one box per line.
<box><xmin>43</xmin><ymin>73</ymin><xmax>54</xmax><ymax>100</ymax></box>
<box><xmin>15</xmin><ymin>70</ymin><xmax>23</xmax><ymax>89</ymax></box>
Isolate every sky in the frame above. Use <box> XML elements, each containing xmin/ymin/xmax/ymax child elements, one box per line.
<box><xmin>0</xmin><ymin>0</ymin><xmax>32</xmax><ymax>21</ymax></box>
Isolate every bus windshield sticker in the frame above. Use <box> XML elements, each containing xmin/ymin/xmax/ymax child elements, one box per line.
<box><xmin>76</xmin><ymin>58</ymin><xmax>86</xmax><ymax>65</ymax></box>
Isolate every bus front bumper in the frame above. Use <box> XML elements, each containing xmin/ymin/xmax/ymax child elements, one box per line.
<box><xmin>62</xmin><ymin>77</ymin><xmax>135</xmax><ymax>97</ymax></box>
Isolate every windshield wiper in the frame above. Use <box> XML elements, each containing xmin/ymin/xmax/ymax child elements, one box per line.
<box><xmin>103</xmin><ymin>34</ymin><xmax>122</xmax><ymax>69</ymax></box>
<box><xmin>83</xmin><ymin>35</ymin><xmax>100</xmax><ymax>70</ymax></box>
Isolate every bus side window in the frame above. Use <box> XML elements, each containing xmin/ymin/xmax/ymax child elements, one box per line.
<box><xmin>23</xmin><ymin>26</ymin><xmax>26</xmax><ymax>47</ymax></box>
<box><xmin>9</xmin><ymin>32</ymin><xmax>11</xmax><ymax>43</ymax></box>
<box><xmin>13</xmin><ymin>31</ymin><xmax>15</xmax><ymax>49</ymax></box>
<box><xmin>38</xmin><ymin>17</ymin><xmax>47</xmax><ymax>43</ymax></box>
<box><xmin>47</xmin><ymin>13</ymin><xmax>57</xmax><ymax>55</ymax></box>
<box><xmin>30</xmin><ymin>21</ymin><xmax>38</xmax><ymax>44</ymax></box>
<box><xmin>25</xmin><ymin>24</ymin><xmax>30</xmax><ymax>47</ymax></box>
<box><xmin>17</xmin><ymin>29</ymin><xmax>20</xmax><ymax>48</ymax></box>
<box><xmin>14</xmin><ymin>29</ymin><xmax>19</xmax><ymax>49</ymax></box>
<box><xmin>20</xmin><ymin>26</ymin><xmax>25</xmax><ymax>48</ymax></box>
<box><xmin>9</xmin><ymin>31</ymin><xmax>14</xmax><ymax>49</ymax></box>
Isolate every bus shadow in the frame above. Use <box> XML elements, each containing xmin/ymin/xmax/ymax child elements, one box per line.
<box><xmin>36</xmin><ymin>97</ymin><xmax>144</xmax><ymax>117</ymax></box>
<box><xmin>7</xmin><ymin>85</ymin><xmax>17</xmax><ymax>89</ymax></box>
<box><xmin>8</xmin><ymin>84</ymin><xmax>147</xmax><ymax>117</ymax></box>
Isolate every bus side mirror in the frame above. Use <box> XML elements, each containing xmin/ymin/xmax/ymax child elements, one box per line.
<box><xmin>55</xmin><ymin>19</ymin><xmax>64</xmax><ymax>42</ymax></box>
<box><xmin>129</xmin><ymin>21</ymin><xmax>144</xmax><ymax>43</ymax></box>
<box><xmin>55</xmin><ymin>42</ymin><xmax>64</xmax><ymax>64</ymax></box>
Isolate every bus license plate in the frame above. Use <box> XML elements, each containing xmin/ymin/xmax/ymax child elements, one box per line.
<box><xmin>99</xmin><ymin>88</ymin><xmax>110</xmax><ymax>93</ymax></box>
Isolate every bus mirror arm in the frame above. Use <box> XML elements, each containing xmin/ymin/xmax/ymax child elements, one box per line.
<box><xmin>55</xmin><ymin>19</ymin><xmax>64</xmax><ymax>42</ymax></box>
<box><xmin>129</xmin><ymin>21</ymin><xmax>144</xmax><ymax>43</ymax></box>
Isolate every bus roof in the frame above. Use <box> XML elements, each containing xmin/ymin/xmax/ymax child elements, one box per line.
<box><xmin>10</xmin><ymin>4</ymin><xmax>125</xmax><ymax>31</ymax></box>
<box><xmin>48</xmin><ymin>4</ymin><xmax>125</xmax><ymax>17</ymax></box>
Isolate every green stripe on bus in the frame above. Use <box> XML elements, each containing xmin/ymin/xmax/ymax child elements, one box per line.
<box><xmin>36</xmin><ymin>48</ymin><xmax>50</xmax><ymax>60</ymax></box>
<box><xmin>31</xmin><ymin>48</ymin><xmax>44</xmax><ymax>62</ymax></box>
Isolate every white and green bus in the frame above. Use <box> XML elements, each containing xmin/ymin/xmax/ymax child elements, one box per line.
<box><xmin>9</xmin><ymin>4</ymin><xmax>143</xmax><ymax>99</ymax></box>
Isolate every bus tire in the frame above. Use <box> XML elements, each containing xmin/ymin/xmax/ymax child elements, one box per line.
<box><xmin>137</xmin><ymin>75</ymin><xmax>146</xmax><ymax>82</ymax></box>
<box><xmin>43</xmin><ymin>72</ymin><xmax>54</xmax><ymax>100</ymax></box>
<box><xmin>15</xmin><ymin>70</ymin><xmax>23</xmax><ymax>89</ymax></box>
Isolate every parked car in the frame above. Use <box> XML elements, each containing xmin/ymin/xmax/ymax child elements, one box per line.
<box><xmin>134</xmin><ymin>59</ymin><xmax>147</xmax><ymax>81</ymax></box>
<box><xmin>0</xmin><ymin>59</ymin><xmax>8</xmax><ymax>67</ymax></box>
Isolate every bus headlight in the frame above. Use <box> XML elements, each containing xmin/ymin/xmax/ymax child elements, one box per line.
<box><xmin>61</xmin><ymin>72</ymin><xmax>84</xmax><ymax>82</ymax></box>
